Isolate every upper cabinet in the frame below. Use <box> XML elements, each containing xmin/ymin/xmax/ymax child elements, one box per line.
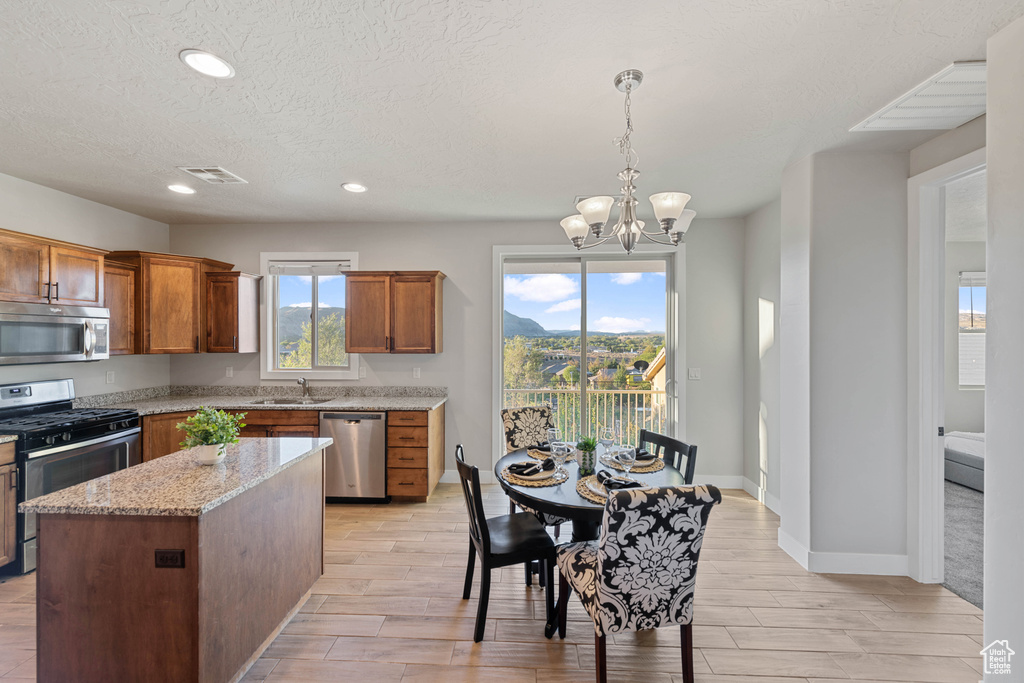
<box><xmin>107</xmin><ymin>251</ymin><xmax>233</xmax><ymax>354</ymax></box>
<box><xmin>103</xmin><ymin>261</ymin><xmax>137</xmax><ymax>355</ymax></box>
<box><xmin>206</xmin><ymin>272</ymin><xmax>260</xmax><ymax>353</ymax></box>
<box><xmin>0</xmin><ymin>229</ymin><xmax>105</xmax><ymax>306</ymax></box>
<box><xmin>346</xmin><ymin>271</ymin><xmax>445</xmax><ymax>354</ymax></box>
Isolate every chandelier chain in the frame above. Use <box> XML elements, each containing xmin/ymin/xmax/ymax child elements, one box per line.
<box><xmin>614</xmin><ymin>84</ymin><xmax>639</xmax><ymax>169</ymax></box>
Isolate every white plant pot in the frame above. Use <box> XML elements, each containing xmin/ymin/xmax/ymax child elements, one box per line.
<box><xmin>196</xmin><ymin>443</ymin><xmax>226</xmax><ymax>466</ymax></box>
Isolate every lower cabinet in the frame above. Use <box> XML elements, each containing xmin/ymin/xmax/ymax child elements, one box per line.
<box><xmin>143</xmin><ymin>409</ymin><xmax>320</xmax><ymax>461</ymax></box>
<box><xmin>1</xmin><ymin>443</ymin><xmax>15</xmax><ymax>568</ymax></box>
<box><xmin>386</xmin><ymin>405</ymin><xmax>444</xmax><ymax>500</ymax></box>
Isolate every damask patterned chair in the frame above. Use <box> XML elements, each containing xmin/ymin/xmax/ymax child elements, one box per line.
<box><xmin>638</xmin><ymin>429</ymin><xmax>698</xmax><ymax>484</ymax></box>
<box><xmin>500</xmin><ymin>405</ymin><xmax>569</xmax><ymax>538</ymax></box>
<box><xmin>554</xmin><ymin>485</ymin><xmax>722</xmax><ymax>683</ymax></box>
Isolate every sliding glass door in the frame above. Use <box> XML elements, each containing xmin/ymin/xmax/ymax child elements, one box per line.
<box><xmin>502</xmin><ymin>256</ymin><xmax>671</xmax><ymax>443</ymax></box>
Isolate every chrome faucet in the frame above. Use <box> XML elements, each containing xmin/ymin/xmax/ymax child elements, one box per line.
<box><xmin>297</xmin><ymin>377</ymin><xmax>310</xmax><ymax>399</ymax></box>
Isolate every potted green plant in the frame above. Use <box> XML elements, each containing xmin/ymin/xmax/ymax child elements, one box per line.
<box><xmin>177</xmin><ymin>407</ymin><xmax>246</xmax><ymax>465</ymax></box>
<box><xmin>576</xmin><ymin>436</ymin><xmax>598</xmax><ymax>476</ymax></box>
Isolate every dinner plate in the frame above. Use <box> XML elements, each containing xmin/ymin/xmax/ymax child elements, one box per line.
<box><xmin>586</xmin><ymin>479</ymin><xmax>607</xmax><ymax>497</ymax></box>
<box><xmin>511</xmin><ymin>465</ymin><xmax>556</xmax><ymax>481</ymax></box>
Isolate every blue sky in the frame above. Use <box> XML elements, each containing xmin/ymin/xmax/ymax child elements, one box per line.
<box><xmin>503</xmin><ymin>271</ymin><xmax>666</xmax><ymax>333</ymax></box>
<box><xmin>278</xmin><ymin>275</ymin><xmax>346</xmax><ymax>308</ymax></box>
<box><xmin>959</xmin><ymin>286</ymin><xmax>986</xmax><ymax>315</ymax></box>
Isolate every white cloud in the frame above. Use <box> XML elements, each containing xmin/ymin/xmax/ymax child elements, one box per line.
<box><xmin>569</xmin><ymin>324</ymin><xmax>581</xmax><ymax>331</ymax></box>
<box><xmin>591</xmin><ymin>316</ymin><xmax>652</xmax><ymax>333</ymax></box>
<box><xmin>545</xmin><ymin>298</ymin><xmax>581</xmax><ymax>313</ymax></box>
<box><xmin>611</xmin><ymin>272</ymin><xmax>643</xmax><ymax>285</ymax></box>
<box><xmin>504</xmin><ymin>274</ymin><xmax>579</xmax><ymax>302</ymax></box>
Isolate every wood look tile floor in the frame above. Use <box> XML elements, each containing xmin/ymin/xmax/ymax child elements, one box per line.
<box><xmin>0</xmin><ymin>486</ymin><xmax>985</xmax><ymax>682</ymax></box>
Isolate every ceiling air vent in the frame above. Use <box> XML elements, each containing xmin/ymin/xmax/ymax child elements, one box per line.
<box><xmin>177</xmin><ymin>166</ymin><xmax>248</xmax><ymax>184</ymax></box>
<box><xmin>850</xmin><ymin>62</ymin><xmax>986</xmax><ymax>132</ymax></box>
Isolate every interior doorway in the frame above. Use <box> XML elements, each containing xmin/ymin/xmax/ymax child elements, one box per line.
<box><xmin>907</xmin><ymin>147</ymin><xmax>986</xmax><ymax>588</ymax></box>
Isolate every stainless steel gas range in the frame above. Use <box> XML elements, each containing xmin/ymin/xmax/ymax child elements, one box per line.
<box><xmin>0</xmin><ymin>379</ymin><xmax>140</xmax><ymax>574</ymax></box>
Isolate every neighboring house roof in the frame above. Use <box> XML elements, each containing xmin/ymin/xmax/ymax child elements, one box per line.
<box><xmin>643</xmin><ymin>347</ymin><xmax>666</xmax><ymax>382</ymax></box>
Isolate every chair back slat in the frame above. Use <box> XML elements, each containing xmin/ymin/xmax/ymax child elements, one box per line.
<box><xmin>455</xmin><ymin>445</ymin><xmax>490</xmax><ymax>553</ymax></box>
<box><xmin>500</xmin><ymin>405</ymin><xmax>554</xmax><ymax>453</ymax></box>
<box><xmin>594</xmin><ymin>485</ymin><xmax>721</xmax><ymax>635</ymax></box>
<box><xmin>638</xmin><ymin>429</ymin><xmax>697</xmax><ymax>484</ymax></box>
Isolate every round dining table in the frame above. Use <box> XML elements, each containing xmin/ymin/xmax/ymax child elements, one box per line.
<box><xmin>494</xmin><ymin>449</ymin><xmax>686</xmax><ymax>542</ymax></box>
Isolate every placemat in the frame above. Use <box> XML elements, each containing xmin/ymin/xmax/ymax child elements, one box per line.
<box><xmin>576</xmin><ymin>474</ymin><xmax>607</xmax><ymax>504</ymax></box>
<box><xmin>600</xmin><ymin>455</ymin><xmax>665</xmax><ymax>473</ymax></box>
<box><xmin>501</xmin><ymin>465</ymin><xmax>570</xmax><ymax>488</ymax></box>
<box><xmin>527</xmin><ymin>448</ymin><xmax>555</xmax><ymax>460</ymax></box>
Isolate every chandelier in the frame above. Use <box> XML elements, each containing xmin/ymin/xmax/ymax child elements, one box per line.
<box><xmin>560</xmin><ymin>69</ymin><xmax>695</xmax><ymax>255</ymax></box>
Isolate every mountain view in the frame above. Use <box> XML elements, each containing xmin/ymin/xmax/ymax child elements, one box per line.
<box><xmin>503</xmin><ymin>310</ymin><xmax>663</xmax><ymax>337</ymax></box>
<box><xmin>278</xmin><ymin>305</ymin><xmax>345</xmax><ymax>344</ymax></box>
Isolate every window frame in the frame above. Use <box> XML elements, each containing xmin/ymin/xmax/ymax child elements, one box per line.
<box><xmin>957</xmin><ymin>271</ymin><xmax>986</xmax><ymax>388</ymax></box>
<box><xmin>260</xmin><ymin>251</ymin><xmax>359</xmax><ymax>381</ymax></box>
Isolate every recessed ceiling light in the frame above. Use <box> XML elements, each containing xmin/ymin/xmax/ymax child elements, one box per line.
<box><xmin>342</xmin><ymin>183</ymin><xmax>368</xmax><ymax>193</ymax></box>
<box><xmin>179</xmin><ymin>49</ymin><xmax>235</xmax><ymax>78</ymax></box>
<box><xmin>168</xmin><ymin>184</ymin><xmax>196</xmax><ymax>194</ymax></box>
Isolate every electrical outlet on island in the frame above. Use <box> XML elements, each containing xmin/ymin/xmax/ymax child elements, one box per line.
<box><xmin>225</xmin><ymin>366</ymin><xmax>233</xmax><ymax>378</ymax></box>
<box><xmin>413</xmin><ymin>367</ymin><xmax>421</xmax><ymax>379</ymax></box>
<box><xmin>105</xmin><ymin>371</ymin><xmax>115</xmax><ymax>384</ymax></box>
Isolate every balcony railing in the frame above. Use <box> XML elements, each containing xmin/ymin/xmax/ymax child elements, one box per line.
<box><xmin>503</xmin><ymin>388</ymin><xmax>667</xmax><ymax>442</ymax></box>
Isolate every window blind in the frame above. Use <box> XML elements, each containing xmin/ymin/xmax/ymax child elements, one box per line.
<box><xmin>958</xmin><ymin>271</ymin><xmax>986</xmax><ymax>287</ymax></box>
<box><xmin>267</xmin><ymin>260</ymin><xmax>352</xmax><ymax>276</ymax></box>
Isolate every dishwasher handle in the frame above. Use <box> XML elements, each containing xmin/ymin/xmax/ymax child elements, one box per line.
<box><xmin>321</xmin><ymin>412</ymin><xmax>384</xmax><ymax>421</ymax></box>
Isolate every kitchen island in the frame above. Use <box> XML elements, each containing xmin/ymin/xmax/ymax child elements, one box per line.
<box><xmin>20</xmin><ymin>437</ymin><xmax>331</xmax><ymax>683</ymax></box>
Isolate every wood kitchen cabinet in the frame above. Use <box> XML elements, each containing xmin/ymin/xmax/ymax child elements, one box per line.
<box><xmin>0</xmin><ymin>443</ymin><xmax>15</xmax><ymax>568</ymax></box>
<box><xmin>103</xmin><ymin>261</ymin><xmax>136</xmax><ymax>355</ymax></box>
<box><xmin>206</xmin><ymin>272</ymin><xmax>260</xmax><ymax>353</ymax></box>
<box><xmin>142</xmin><ymin>412</ymin><xmax>193</xmax><ymax>462</ymax></box>
<box><xmin>106</xmin><ymin>251</ymin><xmax>233</xmax><ymax>354</ymax></box>
<box><xmin>0</xmin><ymin>228</ymin><xmax>106</xmax><ymax>306</ymax></box>
<box><xmin>346</xmin><ymin>271</ymin><xmax>445</xmax><ymax>354</ymax></box>
<box><xmin>228</xmin><ymin>410</ymin><xmax>320</xmax><ymax>438</ymax></box>
<box><xmin>386</xmin><ymin>405</ymin><xmax>445</xmax><ymax>500</ymax></box>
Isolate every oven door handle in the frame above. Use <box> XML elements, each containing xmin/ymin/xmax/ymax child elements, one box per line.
<box><xmin>27</xmin><ymin>427</ymin><xmax>140</xmax><ymax>459</ymax></box>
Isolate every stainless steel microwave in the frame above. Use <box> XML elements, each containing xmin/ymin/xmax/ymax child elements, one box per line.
<box><xmin>0</xmin><ymin>302</ymin><xmax>110</xmax><ymax>365</ymax></box>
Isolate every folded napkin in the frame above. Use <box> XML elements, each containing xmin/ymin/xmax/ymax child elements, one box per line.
<box><xmin>508</xmin><ymin>458</ymin><xmax>555</xmax><ymax>477</ymax></box>
<box><xmin>596</xmin><ymin>470</ymin><xmax>644</xmax><ymax>490</ymax></box>
<box><xmin>634</xmin><ymin>449</ymin><xmax>656</xmax><ymax>464</ymax></box>
<box><xmin>531</xmin><ymin>443</ymin><xmax>552</xmax><ymax>453</ymax></box>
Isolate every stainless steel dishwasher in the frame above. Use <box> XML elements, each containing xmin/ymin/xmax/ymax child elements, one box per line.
<box><xmin>319</xmin><ymin>412</ymin><xmax>388</xmax><ymax>502</ymax></box>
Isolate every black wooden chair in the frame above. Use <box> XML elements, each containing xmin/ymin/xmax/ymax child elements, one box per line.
<box><xmin>639</xmin><ymin>429</ymin><xmax>697</xmax><ymax>484</ymax></box>
<box><xmin>455</xmin><ymin>444</ymin><xmax>556</xmax><ymax>642</ymax></box>
<box><xmin>554</xmin><ymin>485</ymin><xmax>722</xmax><ymax>683</ymax></box>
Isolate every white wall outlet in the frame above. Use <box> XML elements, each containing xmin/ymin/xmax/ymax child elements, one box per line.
<box><xmin>225</xmin><ymin>366</ymin><xmax>233</xmax><ymax>378</ymax></box>
<box><xmin>105</xmin><ymin>370</ymin><xmax>115</xmax><ymax>384</ymax></box>
<box><xmin>359</xmin><ymin>364</ymin><xmax>366</xmax><ymax>378</ymax></box>
<box><xmin>688</xmin><ymin>368</ymin><xmax>701</xmax><ymax>380</ymax></box>
<box><xmin>413</xmin><ymin>367</ymin><xmax>421</xmax><ymax>379</ymax></box>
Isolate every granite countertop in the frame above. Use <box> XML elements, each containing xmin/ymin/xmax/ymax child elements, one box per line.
<box><xmin>0</xmin><ymin>435</ymin><xmax>17</xmax><ymax>445</ymax></box>
<box><xmin>19</xmin><ymin>437</ymin><xmax>332</xmax><ymax>517</ymax></box>
<box><xmin>102</xmin><ymin>394</ymin><xmax>446</xmax><ymax>416</ymax></box>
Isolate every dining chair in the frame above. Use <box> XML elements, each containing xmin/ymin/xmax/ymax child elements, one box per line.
<box><xmin>455</xmin><ymin>444</ymin><xmax>556</xmax><ymax>642</ymax></box>
<box><xmin>553</xmin><ymin>484</ymin><xmax>722</xmax><ymax>683</ymax></box>
<box><xmin>500</xmin><ymin>406</ymin><xmax>569</xmax><ymax>567</ymax></box>
<box><xmin>638</xmin><ymin>429</ymin><xmax>697</xmax><ymax>484</ymax></box>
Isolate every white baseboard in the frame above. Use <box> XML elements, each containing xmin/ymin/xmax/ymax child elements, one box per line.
<box><xmin>695</xmin><ymin>475</ymin><xmax>745</xmax><ymax>489</ymax></box>
<box><xmin>439</xmin><ymin>471</ymin><xmax>460</xmax><ymax>485</ymax></box>
<box><xmin>777</xmin><ymin>528</ymin><xmax>908</xmax><ymax>575</ymax></box>
<box><xmin>741</xmin><ymin>477</ymin><xmax>781</xmax><ymax>514</ymax></box>
<box><xmin>806</xmin><ymin>551</ymin><xmax>909</xmax><ymax>576</ymax></box>
<box><xmin>778</xmin><ymin>528</ymin><xmax>810</xmax><ymax>569</ymax></box>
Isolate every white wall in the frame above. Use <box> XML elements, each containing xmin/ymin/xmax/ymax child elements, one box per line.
<box><xmin>780</xmin><ymin>152</ymin><xmax>910</xmax><ymax>574</ymax></box>
<box><xmin>909</xmin><ymin>115</ymin><xmax>986</xmax><ymax>178</ymax></box>
<box><xmin>944</xmin><ymin>241</ymin><xmax>985</xmax><ymax>433</ymax></box>
<box><xmin>742</xmin><ymin>200</ymin><xmax>781</xmax><ymax>509</ymax></box>
<box><xmin>984</xmin><ymin>14</ymin><xmax>1024</xmax><ymax>670</ymax></box>
<box><xmin>0</xmin><ymin>172</ymin><xmax>171</xmax><ymax>395</ymax></box>
<box><xmin>169</xmin><ymin>219</ymin><xmax>746</xmax><ymax>482</ymax></box>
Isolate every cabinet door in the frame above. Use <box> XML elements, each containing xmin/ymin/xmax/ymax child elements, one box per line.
<box><xmin>345</xmin><ymin>274</ymin><xmax>391</xmax><ymax>353</ymax></box>
<box><xmin>50</xmin><ymin>247</ymin><xmax>104</xmax><ymax>306</ymax></box>
<box><xmin>145</xmin><ymin>258</ymin><xmax>201</xmax><ymax>354</ymax></box>
<box><xmin>142</xmin><ymin>412</ymin><xmax>193</xmax><ymax>462</ymax></box>
<box><xmin>104</xmin><ymin>265</ymin><xmax>135</xmax><ymax>355</ymax></box>
<box><xmin>0</xmin><ymin>233</ymin><xmax>49</xmax><ymax>303</ymax></box>
<box><xmin>238</xmin><ymin>424</ymin><xmax>270</xmax><ymax>437</ymax></box>
<box><xmin>206</xmin><ymin>276</ymin><xmax>239</xmax><ymax>352</ymax></box>
<box><xmin>0</xmin><ymin>460</ymin><xmax>15</xmax><ymax>568</ymax></box>
<box><xmin>391</xmin><ymin>275</ymin><xmax>439</xmax><ymax>353</ymax></box>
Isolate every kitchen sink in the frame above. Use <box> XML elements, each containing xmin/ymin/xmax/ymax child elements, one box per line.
<box><xmin>248</xmin><ymin>398</ymin><xmax>330</xmax><ymax>405</ymax></box>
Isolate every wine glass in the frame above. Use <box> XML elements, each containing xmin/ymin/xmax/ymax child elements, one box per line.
<box><xmin>547</xmin><ymin>427</ymin><xmax>561</xmax><ymax>449</ymax></box>
<box><xmin>552</xmin><ymin>442</ymin><xmax>569</xmax><ymax>476</ymax></box>
<box><xmin>618</xmin><ymin>445</ymin><xmax>636</xmax><ymax>479</ymax></box>
<box><xmin>598</xmin><ymin>427</ymin><xmax>615</xmax><ymax>459</ymax></box>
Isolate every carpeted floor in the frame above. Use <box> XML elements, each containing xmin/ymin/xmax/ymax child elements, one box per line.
<box><xmin>944</xmin><ymin>480</ymin><xmax>984</xmax><ymax>608</ymax></box>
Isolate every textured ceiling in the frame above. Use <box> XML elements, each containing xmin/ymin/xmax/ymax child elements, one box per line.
<box><xmin>946</xmin><ymin>171</ymin><xmax>987</xmax><ymax>242</ymax></box>
<box><xmin>0</xmin><ymin>0</ymin><xmax>1022</xmax><ymax>225</ymax></box>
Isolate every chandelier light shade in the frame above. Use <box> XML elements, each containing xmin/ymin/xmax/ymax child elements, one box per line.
<box><xmin>561</xmin><ymin>70</ymin><xmax>696</xmax><ymax>254</ymax></box>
